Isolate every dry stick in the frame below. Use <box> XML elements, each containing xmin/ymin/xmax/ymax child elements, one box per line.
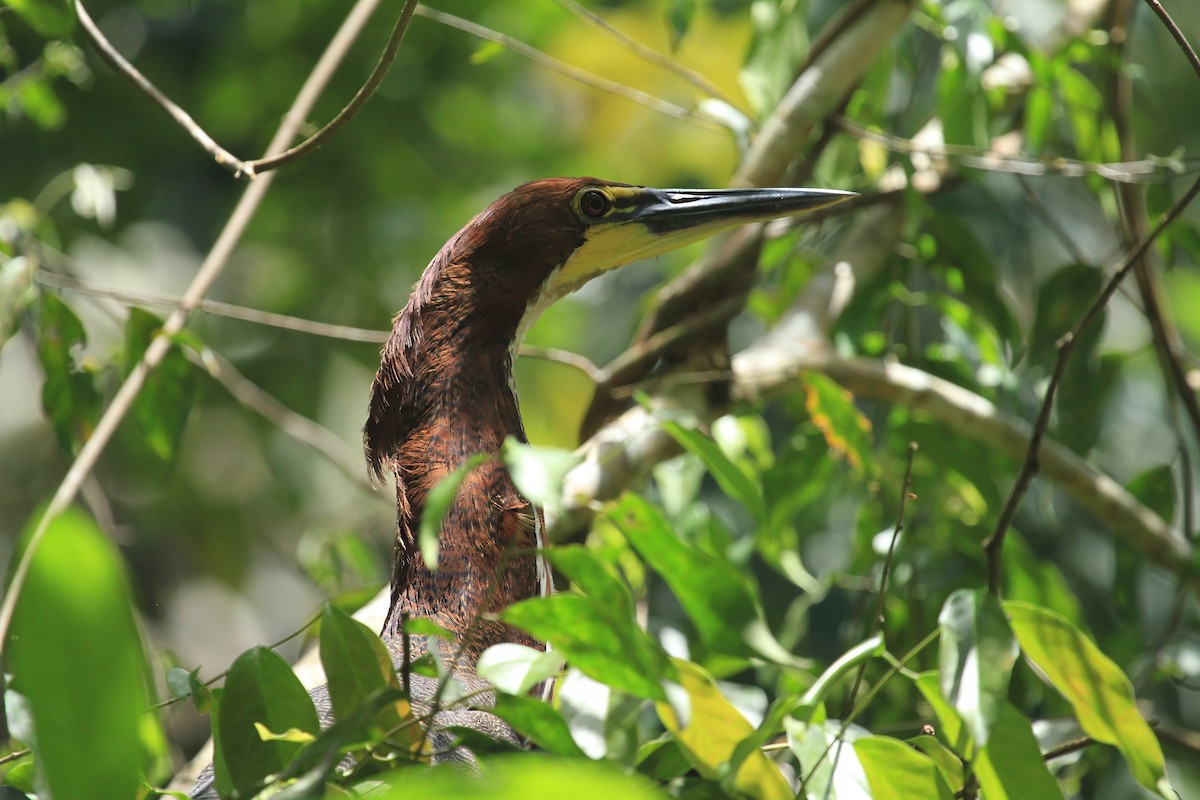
<box><xmin>413</xmin><ymin>5</ymin><xmax>718</xmax><ymax>130</ymax></box>
<box><xmin>982</xmin><ymin>174</ymin><xmax>1200</xmax><ymax>595</ymax></box>
<box><xmin>75</xmin><ymin>0</ymin><xmax>418</xmax><ymax>178</ymax></box>
<box><xmin>551</xmin><ymin>0</ymin><xmax>742</xmax><ymax>110</ymax></box>
<box><xmin>1142</xmin><ymin>0</ymin><xmax>1200</xmax><ymax>79</ymax></box>
<box><xmin>0</xmin><ymin>0</ymin><xmax>388</xmax><ymax>659</ymax></box>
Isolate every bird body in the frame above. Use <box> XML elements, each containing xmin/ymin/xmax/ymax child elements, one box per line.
<box><xmin>190</xmin><ymin>177</ymin><xmax>852</xmax><ymax>796</ymax></box>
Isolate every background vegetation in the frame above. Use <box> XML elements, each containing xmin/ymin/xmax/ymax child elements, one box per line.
<box><xmin>1</xmin><ymin>0</ymin><xmax>1199</xmax><ymax>798</ymax></box>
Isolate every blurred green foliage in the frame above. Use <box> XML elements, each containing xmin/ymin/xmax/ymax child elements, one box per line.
<box><xmin>2</xmin><ymin>0</ymin><xmax>1200</xmax><ymax>798</ymax></box>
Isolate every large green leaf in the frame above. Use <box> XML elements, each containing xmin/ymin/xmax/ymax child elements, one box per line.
<box><xmin>609</xmin><ymin>493</ymin><xmax>800</xmax><ymax>665</ymax></box>
<box><xmin>213</xmin><ymin>646</ymin><xmax>320</xmax><ymax>794</ymax></box>
<box><xmin>318</xmin><ymin>604</ymin><xmax>422</xmax><ymax>751</ymax></box>
<box><xmin>7</xmin><ymin>508</ymin><xmax>149</xmax><ymax>800</ymax></box>
<box><xmin>492</xmin><ymin>694</ymin><xmax>585</xmax><ymax>757</ymax></box>
<box><xmin>1005</xmin><ymin>602</ymin><xmax>1170</xmax><ymax>796</ymax></box>
<box><xmin>36</xmin><ymin>293</ymin><xmax>100</xmax><ymax>455</ymax></box>
<box><xmin>937</xmin><ymin>589</ymin><xmax>1017</xmax><ymax>746</ymax></box>
<box><xmin>656</xmin><ymin>659</ymin><xmax>793</xmax><ymax>800</ymax></box>
<box><xmin>854</xmin><ymin>736</ymin><xmax>955</xmax><ymax>800</ymax></box>
<box><xmin>974</xmin><ymin>704</ymin><xmax>1061</xmax><ymax>800</ymax></box>
<box><xmin>502</xmin><ymin>591</ymin><xmax>671</xmax><ymax>701</ymax></box>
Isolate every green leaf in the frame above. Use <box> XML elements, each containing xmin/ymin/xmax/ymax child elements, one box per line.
<box><xmin>1005</xmin><ymin>601</ymin><xmax>1170</xmax><ymax>795</ymax></box>
<box><xmin>213</xmin><ymin>647</ymin><xmax>320</xmax><ymax>794</ymax></box>
<box><xmin>854</xmin><ymin>736</ymin><xmax>955</xmax><ymax>800</ymax></box>
<box><xmin>6</xmin><ymin>0</ymin><xmax>75</xmax><ymax>37</ymax></box>
<box><xmin>937</xmin><ymin>589</ymin><xmax>1017</xmax><ymax>746</ymax></box>
<box><xmin>360</xmin><ymin>754</ymin><xmax>670</xmax><ymax>798</ymax></box>
<box><xmin>974</xmin><ymin>704</ymin><xmax>1061</xmax><ymax>800</ymax></box>
<box><xmin>501</xmin><ymin>438</ymin><xmax>580</xmax><ymax>515</ymax></box>
<box><xmin>800</xmin><ymin>373</ymin><xmax>874</xmax><ymax>474</ymax></box>
<box><xmin>36</xmin><ymin>293</ymin><xmax>100</xmax><ymax>455</ymax></box>
<box><xmin>123</xmin><ymin>308</ymin><xmax>196</xmax><ymax>465</ymax></box>
<box><xmin>786</xmin><ymin>709</ymin><xmax>872</xmax><ymax>799</ymax></box>
<box><xmin>661</xmin><ymin>421</ymin><xmax>766</xmax><ymax>522</ymax></box>
<box><xmin>665</xmin><ymin>0</ymin><xmax>695</xmax><ymax>51</ymax></box>
<box><xmin>908</xmin><ymin>734</ymin><xmax>964</xmax><ymax>793</ymax></box>
<box><xmin>319</xmin><ymin>604</ymin><xmax>420</xmax><ymax>751</ymax></box>
<box><xmin>7</xmin><ymin>508</ymin><xmax>149</xmax><ymax>800</ymax></box>
<box><xmin>502</xmin><ymin>593</ymin><xmax>670</xmax><ymax>701</ymax></box>
<box><xmin>610</xmin><ymin>494</ymin><xmax>801</xmax><ymax>665</ymax></box>
<box><xmin>1024</xmin><ymin>85</ymin><xmax>1054</xmax><ymax>151</ymax></box>
<box><xmin>492</xmin><ymin>694</ymin><xmax>585</xmax><ymax>757</ymax></box>
<box><xmin>656</xmin><ymin>660</ymin><xmax>793</xmax><ymax>800</ymax></box>
<box><xmin>915</xmin><ymin>672</ymin><xmax>965</xmax><ymax>750</ymax></box>
<box><xmin>477</xmin><ymin>642</ymin><xmax>565</xmax><ymax>695</ymax></box>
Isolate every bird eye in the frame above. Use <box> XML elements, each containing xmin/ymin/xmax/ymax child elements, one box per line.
<box><xmin>578</xmin><ymin>189</ymin><xmax>612</xmax><ymax>219</ymax></box>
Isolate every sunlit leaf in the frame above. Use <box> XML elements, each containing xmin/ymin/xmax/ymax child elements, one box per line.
<box><xmin>1006</xmin><ymin>601</ymin><xmax>1170</xmax><ymax>795</ymax></box>
<box><xmin>213</xmin><ymin>647</ymin><xmax>320</xmax><ymax>794</ymax></box>
<box><xmin>937</xmin><ymin>589</ymin><xmax>1017</xmax><ymax>746</ymax></box>
<box><xmin>800</xmin><ymin>373</ymin><xmax>873</xmax><ymax>474</ymax></box>
<box><xmin>503</xmin><ymin>592</ymin><xmax>671</xmax><ymax>701</ymax></box>
<box><xmin>501</xmin><ymin>437</ymin><xmax>580</xmax><ymax>515</ymax></box>
<box><xmin>478</xmin><ymin>642</ymin><xmax>565</xmax><ymax>696</ymax></box>
<box><xmin>7</xmin><ymin>508</ymin><xmax>149</xmax><ymax>800</ymax></box>
<box><xmin>854</xmin><ymin>736</ymin><xmax>955</xmax><ymax>800</ymax></box>
<box><xmin>974</xmin><ymin>704</ymin><xmax>1060</xmax><ymax>800</ymax></box>
<box><xmin>362</xmin><ymin>754</ymin><xmax>669</xmax><ymax>798</ymax></box>
<box><xmin>908</xmin><ymin>734</ymin><xmax>963</xmax><ymax>793</ymax></box>
<box><xmin>419</xmin><ymin>453</ymin><xmax>486</xmax><ymax>571</ymax></box>
<box><xmin>656</xmin><ymin>660</ymin><xmax>792</xmax><ymax>800</ymax></box>
<box><xmin>786</xmin><ymin>707</ymin><xmax>873</xmax><ymax>800</ymax></box>
<box><xmin>492</xmin><ymin>694</ymin><xmax>584</xmax><ymax>757</ymax></box>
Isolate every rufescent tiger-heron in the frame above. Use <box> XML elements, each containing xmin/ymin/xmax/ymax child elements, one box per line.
<box><xmin>189</xmin><ymin>177</ymin><xmax>853</xmax><ymax>796</ymax></box>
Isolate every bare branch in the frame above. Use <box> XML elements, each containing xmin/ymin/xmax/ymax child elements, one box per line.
<box><xmin>1141</xmin><ymin>0</ymin><xmax>1200</xmax><ymax>80</ymax></box>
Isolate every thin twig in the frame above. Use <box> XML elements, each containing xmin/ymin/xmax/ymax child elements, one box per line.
<box><xmin>75</xmin><ymin>0</ymin><xmax>245</xmax><ymax>172</ymax></box>
<box><xmin>551</xmin><ymin>0</ymin><xmax>743</xmax><ymax>110</ymax></box>
<box><xmin>518</xmin><ymin>345</ymin><xmax>601</xmax><ymax>381</ymax></box>
<box><xmin>75</xmin><ymin>0</ymin><xmax>418</xmax><ymax>178</ymax></box>
<box><xmin>842</xmin><ymin>442</ymin><xmax>918</xmax><ymax>715</ymax></box>
<box><xmin>982</xmin><ymin>174</ymin><xmax>1200</xmax><ymax>595</ymax></box>
<box><xmin>246</xmin><ymin>0</ymin><xmax>420</xmax><ymax>176</ymax></box>
<box><xmin>191</xmin><ymin>348</ymin><xmax>374</xmax><ymax>492</ymax></box>
<box><xmin>0</xmin><ymin>0</ymin><xmax>388</xmax><ymax>660</ymax></box>
<box><xmin>835</xmin><ymin>115</ymin><xmax>1198</xmax><ymax>183</ymax></box>
<box><xmin>35</xmin><ymin>270</ymin><xmax>389</xmax><ymax>343</ymax></box>
<box><xmin>413</xmin><ymin>5</ymin><xmax>720</xmax><ymax>130</ymax></box>
<box><xmin>0</xmin><ymin>749</ymin><xmax>29</xmax><ymax>767</ymax></box>
<box><xmin>1141</xmin><ymin>0</ymin><xmax>1200</xmax><ymax>79</ymax></box>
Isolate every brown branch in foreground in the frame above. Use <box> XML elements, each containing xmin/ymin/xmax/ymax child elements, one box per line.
<box><xmin>75</xmin><ymin>0</ymin><xmax>418</xmax><ymax>178</ymax></box>
<box><xmin>982</xmin><ymin>174</ymin><xmax>1200</xmax><ymax>595</ymax></box>
<box><xmin>1141</xmin><ymin>0</ymin><xmax>1200</xmax><ymax>80</ymax></box>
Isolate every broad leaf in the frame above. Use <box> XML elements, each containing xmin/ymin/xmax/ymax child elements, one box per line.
<box><xmin>503</xmin><ymin>592</ymin><xmax>671</xmax><ymax>701</ymax></box>
<box><xmin>36</xmin><ymin>293</ymin><xmax>100</xmax><ymax>454</ymax></box>
<box><xmin>7</xmin><ymin>0</ymin><xmax>74</xmax><ymax>36</ymax></box>
<box><xmin>214</xmin><ymin>647</ymin><xmax>320</xmax><ymax>794</ymax></box>
<box><xmin>477</xmin><ymin>642</ymin><xmax>565</xmax><ymax>696</ymax></box>
<box><xmin>937</xmin><ymin>589</ymin><xmax>1017</xmax><ymax>746</ymax></box>
<box><xmin>123</xmin><ymin>308</ymin><xmax>196</xmax><ymax>465</ymax></box>
<box><xmin>800</xmin><ymin>372</ymin><xmax>874</xmax><ymax>474</ymax></box>
<box><xmin>854</xmin><ymin>736</ymin><xmax>955</xmax><ymax>800</ymax></box>
<box><xmin>319</xmin><ymin>604</ymin><xmax>420</xmax><ymax>751</ymax></box>
<box><xmin>493</xmin><ymin>694</ymin><xmax>585</xmax><ymax>757</ymax></box>
<box><xmin>7</xmin><ymin>508</ymin><xmax>149</xmax><ymax>800</ymax></box>
<box><xmin>661</xmin><ymin>420</ymin><xmax>766</xmax><ymax>522</ymax></box>
<box><xmin>656</xmin><ymin>659</ymin><xmax>792</xmax><ymax>800</ymax></box>
<box><xmin>974</xmin><ymin>703</ymin><xmax>1061</xmax><ymax>800</ymax></box>
<box><xmin>501</xmin><ymin>437</ymin><xmax>580</xmax><ymax>515</ymax></box>
<box><xmin>419</xmin><ymin>453</ymin><xmax>486</xmax><ymax>571</ymax></box>
<box><xmin>1006</xmin><ymin>601</ymin><xmax>1170</xmax><ymax>796</ymax></box>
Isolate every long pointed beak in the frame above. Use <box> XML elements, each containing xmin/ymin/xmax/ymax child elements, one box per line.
<box><xmin>631</xmin><ymin>187</ymin><xmax>857</xmax><ymax>232</ymax></box>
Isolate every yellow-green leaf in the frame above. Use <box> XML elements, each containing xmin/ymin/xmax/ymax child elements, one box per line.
<box><xmin>656</xmin><ymin>659</ymin><xmax>791</xmax><ymax>800</ymax></box>
<box><xmin>1006</xmin><ymin>601</ymin><xmax>1169</xmax><ymax>795</ymax></box>
<box><xmin>854</xmin><ymin>736</ymin><xmax>955</xmax><ymax>800</ymax></box>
